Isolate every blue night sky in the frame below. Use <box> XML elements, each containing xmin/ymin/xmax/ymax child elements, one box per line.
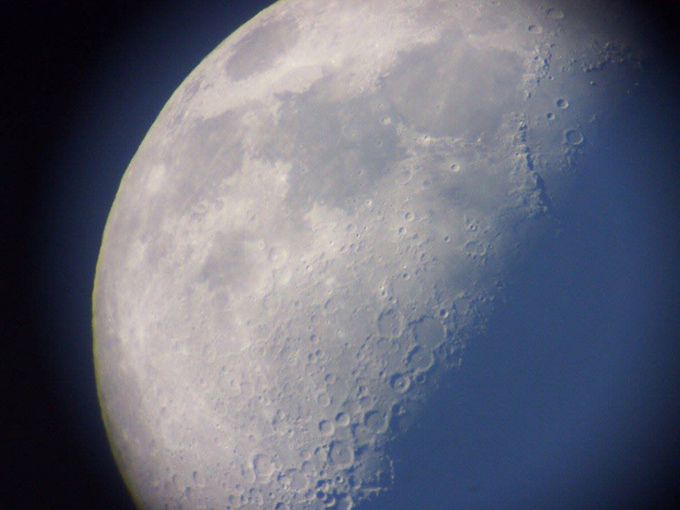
<box><xmin>5</xmin><ymin>1</ymin><xmax>680</xmax><ymax>509</ymax></box>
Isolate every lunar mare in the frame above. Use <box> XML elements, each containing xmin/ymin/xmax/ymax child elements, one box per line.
<box><xmin>93</xmin><ymin>1</ymin><xmax>642</xmax><ymax>509</ymax></box>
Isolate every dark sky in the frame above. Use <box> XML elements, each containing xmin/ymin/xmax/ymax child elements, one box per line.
<box><xmin>2</xmin><ymin>1</ymin><xmax>680</xmax><ymax>509</ymax></box>
<box><xmin>3</xmin><ymin>2</ymin><xmax>273</xmax><ymax>508</ymax></box>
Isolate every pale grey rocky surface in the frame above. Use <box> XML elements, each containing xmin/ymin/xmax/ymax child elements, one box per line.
<box><xmin>93</xmin><ymin>1</ymin><xmax>646</xmax><ymax>508</ymax></box>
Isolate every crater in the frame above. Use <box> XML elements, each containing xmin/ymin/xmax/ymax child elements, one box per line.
<box><xmin>546</xmin><ymin>8</ymin><xmax>565</xmax><ymax>20</ymax></box>
<box><xmin>329</xmin><ymin>441</ymin><xmax>355</xmax><ymax>467</ymax></box>
<box><xmin>564</xmin><ymin>128</ymin><xmax>584</xmax><ymax>146</ymax></box>
<box><xmin>377</xmin><ymin>308</ymin><xmax>405</xmax><ymax>338</ymax></box>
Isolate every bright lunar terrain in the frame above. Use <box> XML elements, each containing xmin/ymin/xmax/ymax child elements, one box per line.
<box><xmin>93</xmin><ymin>1</ymin><xmax>665</xmax><ymax>509</ymax></box>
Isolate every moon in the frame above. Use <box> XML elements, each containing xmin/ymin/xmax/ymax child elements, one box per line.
<box><xmin>93</xmin><ymin>1</ymin><xmax>662</xmax><ymax>508</ymax></box>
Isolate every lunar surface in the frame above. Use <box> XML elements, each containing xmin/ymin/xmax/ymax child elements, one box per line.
<box><xmin>93</xmin><ymin>1</ymin><xmax>645</xmax><ymax>508</ymax></box>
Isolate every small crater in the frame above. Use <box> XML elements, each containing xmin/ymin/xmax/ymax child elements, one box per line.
<box><xmin>317</xmin><ymin>392</ymin><xmax>331</xmax><ymax>407</ymax></box>
<box><xmin>192</xmin><ymin>471</ymin><xmax>205</xmax><ymax>487</ymax></box>
<box><xmin>329</xmin><ymin>441</ymin><xmax>355</xmax><ymax>467</ymax></box>
<box><xmin>546</xmin><ymin>8</ymin><xmax>564</xmax><ymax>19</ymax></box>
<box><xmin>324</xmin><ymin>297</ymin><xmax>338</xmax><ymax>313</ymax></box>
<box><xmin>546</xmin><ymin>112</ymin><xmax>555</xmax><ymax>120</ymax></box>
<box><xmin>528</xmin><ymin>24</ymin><xmax>543</xmax><ymax>34</ymax></box>
<box><xmin>192</xmin><ymin>200</ymin><xmax>208</xmax><ymax>217</ymax></box>
<box><xmin>364</xmin><ymin>410</ymin><xmax>387</xmax><ymax>433</ymax></box>
<box><xmin>464</xmin><ymin>240</ymin><xmax>487</xmax><ymax>258</ymax></box>
<box><xmin>564</xmin><ymin>128</ymin><xmax>584</xmax><ymax>146</ymax></box>
<box><xmin>335</xmin><ymin>412</ymin><xmax>351</xmax><ymax>427</ymax></box>
<box><xmin>268</xmin><ymin>246</ymin><xmax>288</xmax><ymax>267</ymax></box>
<box><xmin>556</xmin><ymin>98</ymin><xmax>569</xmax><ymax>109</ymax></box>
<box><xmin>377</xmin><ymin>308</ymin><xmax>405</xmax><ymax>338</ymax></box>
<box><xmin>336</xmin><ymin>495</ymin><xmax>353</xmax><ymax>510</ymax></box>
<box><xmin>396</xmin><ymin>167</ymin><xmax>412</xmax><ymax>185</ymax></box>
<box><xmin>319</xmin><ymin>420</ymin><xmax>335</xmax><ymax>436</ymax></box>
<box><xmin>390</xmin><ymin>373</ymin><xmax>411</xmax><ymax>394</ymax></box>
<box><xmin>253</xmin><ymin>454</ymin><xmax>275</xmax><ymax>481</ymax></box>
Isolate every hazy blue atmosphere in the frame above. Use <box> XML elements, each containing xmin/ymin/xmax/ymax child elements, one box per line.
<box><xmin>4</xmin><ymin>1</ymin><xmax>680</xmax><ymax>509</ymax></box>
